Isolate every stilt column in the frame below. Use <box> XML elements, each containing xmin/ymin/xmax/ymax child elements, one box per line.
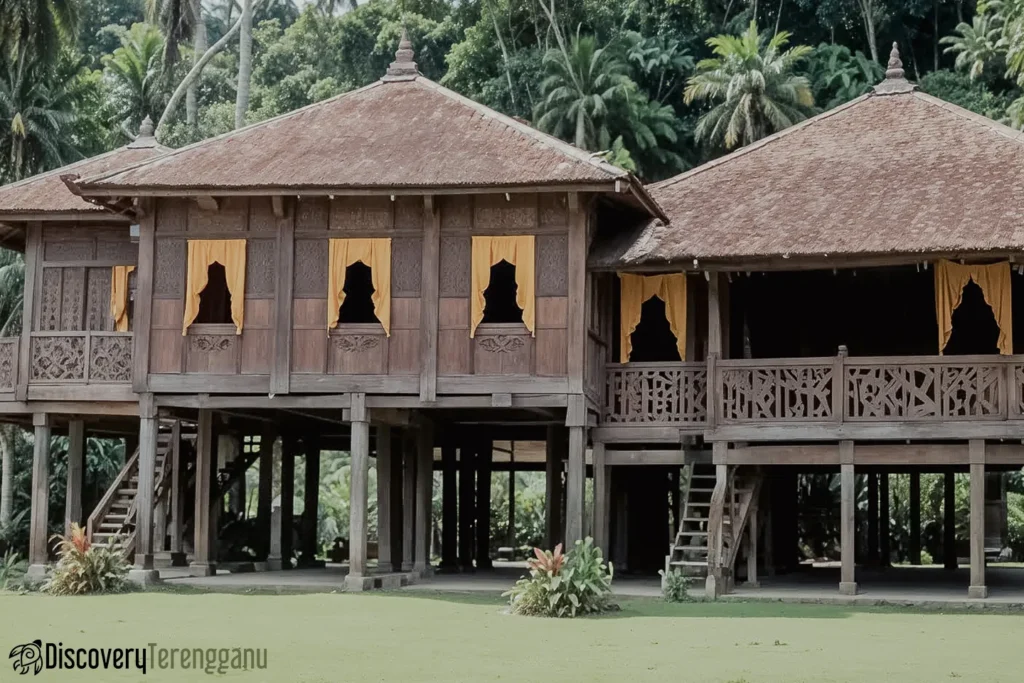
<box><xmin>544</xmin><ymin>425</ymin><xmax>564</xmax><ymax>548</ymax></box>
<box><xmin>440</xmin><ymin>443</ymin><xmax>458</xmax><ymax>570</ymax></box>
<box><xmin>132</xmin><ymin>402</ymin><xmax>158</xmax><ymax>575</ymax></box>
<box><xmin>564</xmin><ymin>426</ymin><xmax>586</xmax><ymax>547</ymax></box>
<box><xmin>190</xmin><ymin>409</ymin><xmax>216</xmax><ymax>577</ymax></box>
<box><xmin>376</xmin><ymin>426</ymin><xmax>396</xmax><ymax>572</ymax></box>
<box><xmin>944</xmin><ymin>468</ymin><xmax>958</xmax><ymax>570</ymax></box>
<box><xmin>867</xmin><ymin>471</ymin><xmax>878</xmax><ymax>567</ymax></box>
<box><xmin>839</xmin><ymin>443</ymin><xmax>857</xmax><ymax>595</ymax></box>
<box><xmin>909</xmin><ymin>471</ymin><xmax>921</xmax><ymax>565</ymax></box>
<box><xmin>27</xmin><ymin>413</ymin><xmax>51</xmax><ymax>578</ymax></box>
<box><xmin>346</xmin><ymin>394</ymin><xmax>371</xmax><ymax>591</ymax></box>
<box><xmin>64</xmin><ymin>419</ymin><xmax>84</xmax><ymax>534</ymax></box>
<box><xmin>968</xmin><ymin>441</ymin><xmax>987</xmax><ymax>599</ymax></box>
<box><xmin>593</xmin><ymin>442</ymin><xmax>610</xmax><ymax>554</ymax></box>
<box><xmin>402</xmin><ymin>430</ymin><xmax>417</xmax><ymax>571</ymax></box>
<box><xmin>475</xmin><ymin>438</ymin><xmax>492</xmax><ymax>570</ymax></box>
<box><xmin>414</xmin><ymin>425</ymin><xmax>434</xmax><ymax>575</ymax></box>
<box><xmin>255</xmin><ymin>428</ymin><xmax>275</xmax><ymax>562</ymax></box>
<box><xmin>168</xmin><ymin>420</ymin><xmax>186</xmax><ymax>566</ymax></box>
<box><xmin>299</xmin><ymin>436</ymin><xmax>321</xmax><ymax>567</ymax></box>
<box><xmin>458</xmin><ymin>442</ymin><xmax>475</xmax><ymax>570</ymax></box>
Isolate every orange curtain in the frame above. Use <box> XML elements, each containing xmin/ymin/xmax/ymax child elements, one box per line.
<box><xmin>110</xmin><ymin>265</ymin><xmax>135</xmax><ymax>332</ymax></box>
<box><xmin>182</xmin><ymin>239</ymin><xmax>247</xmax><ymax>335</ymax></box>
<box><xmin>470</xmin><ymin>235</ymin><xmax>535</xmax><ymax>337</ymax></box>
<box><xmin>935</xmin><ymin>259</ymin><xmax>1012</xmax><ymax>355</ymax></box>
<box><xmin>618</xmin><ymin>272</ymin><xmax>687</xmax><ymax>362</ymax></box>
<box><xmin>327</xmin><ymin>238</ymin><xmax>392</xmax><ymax>335</ymax></box>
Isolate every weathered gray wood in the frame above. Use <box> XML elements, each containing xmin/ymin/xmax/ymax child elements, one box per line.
<box><xmin>271</xmin><ymin>201</ymin><xmax>294</xmax><ymax>394</ymax></box>
<box><xmin>132</xmin><ymin>206</ymin><xmax>155</xmax><ymax>392</ymax></box>
<box><xmin>879</xmin><ymin>472</ymin><xmax>890</xmax><ymax>567</ymax></box>
<box><xmin>189</xmin><ymin>409</ymin><xmax>216</xmax><ymax>576</ymax></box>
<box><xmin>564</xmin><ymin>425</ymin><xmax>585</xmax><ymax>547</ymax></box>
<box><xmin>567</xmin><ymin>192</ymin><xmax>586</xmax><ymax>394</ymax></box>
<box><xmin>64</xmin><ymin>419</ymin><xmax>84</xmax><ymax>534</ymax></box>
<box><xmin>347</xmin><ymin>411</ymin><xmax>370</xmax><ymax>582</ymax></box>
<box><xmin>592</xmin><ymin>441</ymin><xmax>609</xmax><ymax>554</ymax></box>
<box><xmin>545</xmin><ymin>425</ymin><xmax>564</xmax><ymax>547</ymax></box>
<box><xmin>299</xmin><ymin>436</ymin><xmax>320</xmax><ymax>566</ymax></box>
<box><xmin>707</xmin><ymin>421</ymin><xmax>1024</xmax><ymax>442</ymax></box>
<box><xmin>969</xmin><ymin>440</ymin><xmax>987</xmax><ymax>598</ymax></box>
<box><xmin>134</xmin><ymin>407</ymin><xmax>157</xmax><ymax>569</ymax></box>
<box><xmin>278</xmin><ymin>434</ymin><xmax>297</xmax><ymax>569</ymax></box>
<box><xmin>402</xmin><ymin>429</ymin><xmax>417</xmax><ymax>571</ymax></box>
<box><xmin>909</xmin><ymin>471</ymin><xmax>921</xmax><ymax>565</ymax></box>
<box><xmin>435</xmin><ymin>376</ymin><xmax>569</xmax><ymax>394</ymax></box>
<box><xmin>746</xmin><ymin>502</ymin><xmax>759</xmax><ymax>588</ymax></box>
<box><xmin>839</xmin><ymin>445</ymin><xmax>857</xmax><ymax>595</ymax></box>
<box><xmin>419</xmin><ymin>195</ymin><xmax>440</xmax><ymax>402</ymax></box>
<box><xmin>440</xmin><ymin>443</ymin><xmax>457</xmax><ymax>569</ymax></box>
<box><xmin>376</xmin><ymin>426</ymin><xmax>395</xmax><ymax>571</ymax></box>
<box><xmin>28</xmin><ymin>413</ymin><xmax>51</xmax><ymax>571</ymax></box>
<box><xmin>473</xmin><ymin>436</ymin><xmax>492</xmax><ymax>570</ymax></box>
<box><xmin>458</xmin><ymin>441</ymin><xmax>474</xmax><ymax>569</ymax></box>
<box><xmin>17</xmin><ymin>224</ymin><xmax>40</xmax><ymax>401</ymax></box>
<box><xmin>707</xmin><ymin>272</ymin><xmax>722</xmax><ymax>357</ymax></box>
<box><xmin>944</xmin><ymin>469</ymin><xmax>957</xmax><ymax>570</ymax></box>
<box><xmin>149</xmin><ymin>374</ymin><xmax>271</xmax><ymax>394</ymax></box>
<box><xmin>867</xmin><ymin>471</ymin><xmax>878</xmax><ymax>567</ymax></box>
<box><xmin>414</xmin><ymin>424</ymin><xmax>434</xmax><ymax>574</ymax></box>
<box><xmin>604</xmin><ymin>449</ymin><xmax>697</xmax><ymax>466</ymax></box>
<box><xmin>169</xmin><ymin>419</ymin><xmax>184</xmax><ymax>561</ymax></box>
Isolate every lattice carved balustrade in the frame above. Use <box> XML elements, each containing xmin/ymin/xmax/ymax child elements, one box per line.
<box><xmin>603</xmin><ymin>363</ymin><xmax>707</xmax><ymax>424</ymax></box>
<box><xmin>29</xmin><ymin>332</ymin><xmax>132</xmax><ymax>383</ymax></box>
<box><xmin>717</xmin><ymin>360</ymin><xmax>834</xmax><ymax>423</ymax></box>
<box><xmin>0</xmin><ymin>337</ymin><xmax>18</xmax><ymax>391</ymax></box>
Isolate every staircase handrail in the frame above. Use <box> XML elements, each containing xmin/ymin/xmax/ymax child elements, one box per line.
<box><xmin>87</xmin><ymin>446</ymin><xmax>140</xmax><ymax>540</ymax></box>
<box><xmin>705</xmin><ymin>472</ymin><xmax>727</xmax><ymax>572</ymax></box>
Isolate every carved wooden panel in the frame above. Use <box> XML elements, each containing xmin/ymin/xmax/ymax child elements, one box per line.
<box><xmin>391</xmin><ymin>237</ymin><xmax>422</xmax><ymax>297</ymax></box>
<box><xmin>473</xmin><ymin>324</ymin><xmax>533</xmax><ymax>375</ymax></box>
<box><xmin>194</xmin><ymin>197</ymin><xmax>247</xmax><ymax>232</ymax></box>
<box><xmin>89</xmin><ymin>334</ymin><xmax>132</xmax><ymax>382</ymax></box>
<box><xmin>846</xmin><ymin>362</ymin><xmax>1004</xmax><ymax>420</ymax></box>
<box><xmin>440</xmin><ymin>196</ymin><xmax>472</xmax><ymax>231</ymax></box>
<box><xmin>331</xmin><ymin>196</ymin><xmax>392</xmax><ymax>232</ymax></box>
<box><xmin>539</xmin><ymin>193</ymin><xmax>568</xmax><ymax>227</ymax></box>
<box><xmin>329</xmin><ymin>328</ymin><xmax>387</xmax><ymax>374</ymax></box>
<box><xmin>604</xmin><ymin>364</ymin><xmax>707</xmax><ymax>424</ymax></box>
<box><xmin>59</xmin><ymin>267</ymin><xmax>85</xmax><ymax>330</ymax></box>
<box><xmin>185</xmin><ymin>329</ymin><xmax>240</xmax><ymax>373</ymax></box>
<box><xmin>95</xmin><ymin>238</ymin><xmax>138</xmax><ymax>263</ymax></box>
<box><xmin>439</xmin><ymin>236</ymin><xmax>470</xmax><ymax>296</ymax></box>
<box><xmin>0</xmin><ymin>338</ymin><xmax>16</xmax><ymax>390</ymax></box>
<box><xmin>245</xmin><ymin>239</ymin><xmax>276</xmax><ymax>297</ymax></box>
<box><xmin>86</xmin><ymin>267</ymin><xmax>112</xmax><ymax>331</ymax></box>
<box><xmin>154</xmin><ymin>239</ymin><xmax>185</xmax><ymax>298</ymax></box>
<box><xmin>296</xmin><ymin>198</ymin><xmax>329</xmax><ymax>231</ymax></box>
<box><xmin>39</xmin><ymin>268</ymin><xmax>61</xmax><ymax>331</ymax></box>
<box><xmin>720</xmin><ymin>364</ymin><xmax>833</xmax><ymax>422</ymax></box>
<box><xmin>393</xmin><ymin>196</ymin><xmax>423</xmax><ymax>230</ymax></box>
<box><xmin>474</xmin><ymin>194</ymin><xmax>536</xmax><ymax>232</ymax></box>
<box><xmin>248</xmin><ymin>197</ymin><xmax>278</xmax><ymax>232</ymax></box>
<box><xmin>43</xmin><ymin>240</ymin><xmax>94</xmax><ymax>262</ymax></box>
<box><xmin>30</xmin><ymin>336</ymin><xmax>86</xmax><ymax>381</ymax></box>
<box><xmin>536</xmin><ymin>234</ymin><xmax>568</xmax><ymax>296</ymax></box>
<box><xmin>294</xmin><ymin>239</ymin><xmax>328</xmax><ymax>297</ymax></box>
<box><xmin>157</xmin><ymin>198</ymin><xmax>191</xmax><ymax>232</ymax></box>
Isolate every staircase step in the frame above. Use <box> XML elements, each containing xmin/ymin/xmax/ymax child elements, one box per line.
<box><xmin>688</xmin><ymin>487</ymin><xmax>715</xmax><ymax>493</ymax></box>
<box><xmin>670</xmin><ymin>560</ymin><xmax>709</xmax><ymax>567</ymax></box>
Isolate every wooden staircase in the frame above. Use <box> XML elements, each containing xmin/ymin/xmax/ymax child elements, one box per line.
<box><xmin>666</xmin><ymin>462</ymin><xmax>718</xmax><ymax>575</ymax></box>
<box><xmin>86</xmin><ymin>422</ymin><xmax>177</xmax><ymax>556</ymax></box>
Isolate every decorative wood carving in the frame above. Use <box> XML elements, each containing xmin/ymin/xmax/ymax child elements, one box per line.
<box><xmin>536</xmin><ymin>234</ymin><xmax>568</xmax><ymax>296</ymax></box>
<box><xmin>440</xmin><ymin>196</ymin><xmax>471</xmax><ymax>230</ymax></box>
<box><xmin>391</xmin><ymin>237</ymin><xmax>422</xmax><ymax>296</ymax></box>
<box><xmin>296</xmin><ymin>198</ymin><xmax>329</xmax><ymax>231</ymax></box>
<box><xmin>293</xmin><ymin>239</ymin><xmax>328</xmax><ymax>296</ymax></box>
<box><xmin>157</xmin><ymin>198</ymin><xmax>190</xmax><ymax>232</ymax></box>
<box><xmin>40</xmin><ymin>268</ymin><xmax>61</xmax><ymax>331</ymax></box>
<box><xmin>477</xmin><ymin>335</ymin><xmax>525</xmax><ymax>354</ymax></box>
<box><xmin>332</xmin><ymin>335</ymin><xmax>381</xmax><ymax>352</ymax></box>
<box><xmin>604</xmin><ymin>363</ymin><xmax>707</xmax><ymax>424</ymax></box>
<box><xmin>190</xmin><ymin>335</ymin><xmax>234</xmax><ymax>352</ymax></box>
<box><xmin>474</xmin><ymin>194</ymin><xmax>536</xmax><ymax>230</ymax></box>
<box><xmin>0</xmin><ymin>338</ymin><xmax>16</xmax><ymax>390</ymax></box>
<box><xmin>95</xmin><ymin>239</ymin><xmax>138</xmax><ymax>263</ymax></box>
<box><xmin>439</xmin><ymin>236</ymin><xmax>470</xmax><ymax>296</ymax></box>
<box><xmin>245</xmin><ymin>239</ymin><xmax>276</xmax><ymax>297</ymax></box>
<box><xmin>248</xmin><ymin>198</ymin><xmax>278</xmax><ymax>232</ymax></box>
<box><xmin>720</xmin><ymin>365</ymin><xmax>833</xmax><ymax>422</ymax></box>
<box><xmin>153</xmin><ymin>239</ymin><xmax>185</xmax><ymax>298</ymax></box>
<box><xmin>393</xmin><ymin>196</ymin><xmax>423</xmax><ymax>230</ymax></box>
<box><xmin>43</xmin><ymin>240</ymin><xmax>94</xmax><ymax>262</ymax></box>
<box><xmin>195</xmin><ymin>197</ymin><xmax>247</xmax><ymax>232</ymax></box>
<box><xmin>846</xmin><ymin>362</ymin><xmax>1003</xmax><ymax>420</ymax></box>
<box><xmin>30</xmin><ymin>336</ymin><xmax>86</xmax><ymax>381</ymax></box>
<box><xmin>89</xmin><ymin>335</ymin><xmax>132</xmax><ymax>382</ymax></box>
<box><xmin>60</xmin><ymin>267</ymin><xmax>85</xmax><ymax>330</ymax></box>
<box><xmin>86</xmin><ymin>267</ymin><xmax>112</xmax><ymax>331</ymax></box>
<box><xmin>539</xmin><ymin>193</ymin><xmax>568</xmax><ymax>227</ymax></box>
<box><xmin>330</xmin><ymin>196</ymin><xmax>392</xmax><ymax>231</ymax></box>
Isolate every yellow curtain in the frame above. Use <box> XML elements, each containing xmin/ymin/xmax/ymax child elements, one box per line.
<box><xmin>327</xmin><ymin>238</ymin><xmax>392</xmax><ymax>335</ymax></box>
<box><xmin>181</xmin><ymin>239</ymin><xmax>247</xmax><ymax>335</ymax></box>
<box><xmin>109</xmin><ymin>265</ymin><xmax>135</xmax><ymax>332</ymax></box>
<box><xmin>470</xmin><ymin>235</ymin><xmax>535</xmax><ymax>337</ymax></box>
<box><xmin>935</xmin><ymin>259</ymin><xmax>1013</xmax><ymax>355</ymax></box>
<box><xmin>618</xmin><ymin>272</ymin><xmax>687</xmax><ymax>362</ymax></box>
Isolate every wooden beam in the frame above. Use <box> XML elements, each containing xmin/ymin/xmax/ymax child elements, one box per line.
<box><xmin>271</xmin><ymin>196</ymin><xmax>285</xmax><ymax>218</ymax></box>
<box><xmin>567</xmin><ymin>192</ymin><xmax>586</xmax><ymax>395</ymax></box>
<box><xmin>132</xmin><ymin>206</ymin><xmax>155</xmax><ymax>393</ymax></box>
<box><xmin>346</xmin><ymin>407</ymin><xmax>371</xmax><ymax>589</ymax></box>
<box><xmin>376</xmin><ymin>426</ymin><xmax>395</xmax><ymax>572</ymax></box>
<box><xmin>419</xmin><ymin>195</ymin><xmax>439</xmax><ymax>402</ymax></box>
<box><xmin>271</xmin><ymin>198</ymin><xmax>294</xmax><ymax>395</ymax></box>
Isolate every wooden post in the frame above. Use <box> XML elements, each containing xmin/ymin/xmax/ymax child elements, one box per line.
<box><xmin>414</xmin><ymin>424</ymin><xmax>434</xmax><ymax>575</ymax></box>
<box><xmin>909</xmin><ymin>471</ymin><xmax>921</xmax><ymax>565</ymax></box>
<box><xmin>474</xmin><ymin>437</ymin><xmax>492</xmax><ymax>570</ymax></box>
<box><xmin>969</xmin><ymin>440</ymin><xmax>987</xmax><ymax>598</ymax></box>
<box><xmin>544</xmin><ymin>425</ymin><xmax>564</xmax><ymax>548</ymax></box>
<box><xmin>840</xmin><ymin>442</ymin><xmax>857</xmax><ymax>595</ymax></box>
<box><xmin>346</xmin><ymin>393</ymin><xmax>370</xmax><ymax>590</ymax></box>
<box><xmin>458</xmin><ymin>442</ymin><xmax>475</xmax><ymax>570</ymax></box>
<box><xmin>944</xmin><ymin>468</ymin><xmax>957</xmax><ymax>570</ymax></box>
<box><xmin>255</xmin><ymin>428</ymin><xmax>275</xmax><ymax>562</ymax></box>
<box><xmin>389</xmin><ymin>430</ymin><xmax>404</xmax><ymax>571</ymax></box>
<box><xmin>190</xmin><ymin>409</ymin><xmax>216</xmax><ymax>576</ymax></box>
<box><xmin>593</xmin><ymin>441</ymin><xmax>610</xmax><ymax>554</ymax></box>
<box><xmin>566</xmin><ymin>192</ymin><xmax>586</xmax><ymax>394</ymax></box>
<box><xmin>273</xmin><ymin>434</ymin><xmax>297</xmax><ymax>570</ymax></box>
<box><xmin>16</xmin><ymin>223</ymin><xmax>40</xmax><ymax>400</ymax></box>
<box><xmin>64</xmin><ymin>419</ymin><xmax>85</xmax><ymax>534</ymax></box>
<box><xmin>132</xmin><ymin>407</ymin><xmax>158</xmax><ymax>577</ymax></box>
<box><xmin>880</xmin><ymin>471</ymin><xmax>890</xmax><ymax>568</ymax></box>
<box><xmin>27</xmin><ymin>413</ymin><xmax>51</xmax><ymax>577</ymax></box>
<box><xmin>419</xmin><ymin>195</ymin><xmax>440</xmax><ymax>402</ymax></box>
<box><xmin>564</xmin><ymin>426</ymin><xmax>586</xmax><ymax>547</ymax></box>
<box><xmin>376</xmin><ymin>426</ymin><xmax>395</xmax><ymax>572</ymax></box>
<box><xmin>168</xmin><ymin>420</ymin><xmax>186</xmax><ymax>566</ymax></box>
<box><xmin>507</xmin><ymin>448</ymin><xmax>516</xmax><ymax>549</ymax></box>
<box><xmin>271</xmin><ymin>198</ymin><xmax>294</xmax><ymax>394</ymax></box>
<box><xmin>440</xmin><ymin>443</ymin><xmax>458</xmax><ymax>570</ymax></box>
<box><xmin>298</xmin><ymin>437</ymin><xmax>321</xmax><ymax>567</ymax></box>
<box><xmin>707</xmin><ymin>273</ymin><xmax>722</xmax><ymax>358</ymax></box>
<box><xmin>867</xmin><ymin>471</ymin><xmax>878</xmax><ymax>567</ymax></box>
<box><xmin>402</xmin><ymin>429</ymin><xmax>417</xmax><ymax>572</ymax></box>
<box><xmin>132</xmin><ymin>203</ymin><xmax>155</xmax><ymax>393</ymax></box>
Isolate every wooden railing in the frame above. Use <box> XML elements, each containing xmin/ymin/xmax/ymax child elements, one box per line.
<box><xmin>0</xmin><ymin>337</ymin><xmax>18</xmax><ymax>392</ymax></box>
<box><xmin>603</xmin><ymin>353</ymin><xmax>1024</xmax><ymax>427</ymax></box>
<box><xmin>28</xmin><ymin>331</ymin><xmax>132</xmax><ymax>383</ymax></box>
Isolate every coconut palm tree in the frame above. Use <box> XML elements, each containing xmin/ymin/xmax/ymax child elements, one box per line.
<box><xmin>941</xmin><ymin>10</ymin><xmax>1007</xmax><ymax>80</ymax></box>
<box><xmin>534</xmin><ymin>33</ymin><xmax>632</xmax><ymax>151</ymax></box>
<box><xmin>684</xmin><ymin>21</ymin><xmax>814</xmax><ymax>151</ymax></box>
<box><xmin>0</xmin><ymin>0</ymin><xmax>79</xmax><ymax>66</ymax></box>
<box><xmin>0</xmin><ymin>248</ymin><xmax>22</xmax><ymax>529</ymax></box>
<box><xmin>103</xmin><ymin>23</ymin><xmax>166</xmax><ymax>135</ymax></box>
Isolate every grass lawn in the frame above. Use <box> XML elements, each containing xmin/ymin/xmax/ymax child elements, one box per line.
<box><xmin>0</xmin><ymin>590</ymin><xmax>1019</xmax><ymax>682</ymax></box>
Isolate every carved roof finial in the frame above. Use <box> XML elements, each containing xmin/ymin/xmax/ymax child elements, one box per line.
<box><xmin>128</xmin><ymin>115</ymin><xmax>159</xmax><ymax>148</ymax></box>
<box><xmin>384</xmin><ymin>27</ymin><xmax>418</xmax><ymax>80</ymax></box>
<box><xmin>873</xmin><ymin>41</ymin><xmax>917</xmax><ymax>95</ymax></box>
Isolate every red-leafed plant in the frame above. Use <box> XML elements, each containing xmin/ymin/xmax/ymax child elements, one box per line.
<box><xmin>42</xmin><ymin>524</ymin><xmax>129</xmax><ymax>595</ymax></box>
<box><xmin>504</xmin><ymin>537</ymin><xmax>614</xmax><ymax>617</ymax></box>
<box><xmin>527</xmin><ymin>544</ymin><xmax>566</xmax><ymax>575</ymax></box>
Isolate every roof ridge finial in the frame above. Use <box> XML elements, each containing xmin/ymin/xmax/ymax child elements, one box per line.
<box><xmin>127</xmin><ymin>115</ymin><xmax>158</xmax><ymax>148</ymax></box>
<box><xmin>873</xmin><ymin>41</ymin><xmax>917</xmax><ymax>95</ymax></box>
<box><xmin>384</xmin><ymin>26</ymin><xmax>418</xmax><ymax>80</ymax></box>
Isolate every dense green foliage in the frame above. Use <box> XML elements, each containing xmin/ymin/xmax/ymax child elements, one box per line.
<box><xmin>505</xmin><ymin>538</ymin><xmax>615</xmax><ymax>617</ymax></box>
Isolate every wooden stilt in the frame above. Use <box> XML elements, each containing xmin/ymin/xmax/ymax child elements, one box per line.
<box><xmin>64</xmin><ymin>419</ymin><xmax>84</xmax><ymax>534</ymax></box>
<box><xmin>909</xmin><ymin>471</ymin><xmax>921</xmax><ymax>565</ymax></box>
<box><xmin>506</xmin><ymin>446</ymin><xmax>516</xmax><ymax>549</ymax></box>
<box><xmin>346</xmin><ymin>394</ymin><xmax>371</xmax><ymax>590</ymax></box>
<box><xmin>544</xmin><ymin>425</ymin><xmax>564</xmax><ymax>548</ymax></box>
<box><xmin>402</xmin><ymin>429</ymin><xmax>417</xmax><ymax>572</ymax></box>
<box><xmin>169</xmin><ymin>420</ymin><xmax>186</xmax><ymax>566</ymax></box>
<box><xmin>389</xmin><ymin>430</ymin><xmax>404</xmax><ymax>571</ymax></box>
<box><xmin>969</xmin><ymin>440</ymin><xmax>987</xmax><ymax>599</ymax></box>
<box><xmin>593</xmin><ymin>442</ymin><xmax>610</xmax><ymax>554</ymax></box>
<box><xmin>457</xmin><ymin>442</ymin><xmax>475</xmax><ymax>570</ymax></box>
<box><xmin>255</xmin><ymin>428</ymin><xmax>275</xmax><ymax>562</ymax></box>
<box><xmin>299</xmin><ymin>436</ymin><xmax>321</xmax><ymax>567</ymax></box>
<box><xmin>839</xmin><ymin>445</ymin><xmax>857</xmax><ymax>595</ymax></box>
<box><xmin>27</xmin><ymin>414</ymin><xmax>51</xmax><ymax>577</ymax></box>
<box><xmin>376</xmin><ymin>426</ymin><xmax>395</xmax><ymax>572</ymax></box>
<box><xmin>564</xmin><ymin>426</ymin><xmax>585</xmax><ymax>547</ymax></box>
<box><xmin>133</xmin><ymin>399</ymin><xmax>158</xmax><ymax>571</ymax></box>
<box><xmin>414</xmin><ymin>425</ymin><xmax>434</xmax><ymax>575</ymax></box>
<box><xmin>880</xmin><ymin>471</ymin><xmax>890</xmax><ymax>567</ymax></box>
<box><xmin>189</xmin><ymin>409</ymin><xmax>216</xmax><ymax>576</ymax></box>
<box><xmin>269</xmin><ymin>434</ymin><xmax>296</xmax><ymax>570</ymax></box>
<box><xmin>745</xmin><ymin>503</ymin><xmax>759</xmax><ymax>588</ymax></box>
<box><xmin>944</xmin><ymin>468</ymin><xmax>958</xmax><ymax>570</ymax></box>
<box><xmin>867</xmin><ymin>471</ymin><xmax>879</xmax><ymax>567</ymax></box>
<box><xmin>474</xmin><ymin>437</ymin><xmax>493</xmax><ymax>570</ymax></box>
<box><xmin>440</xmin><ymin>443</ymin><xmax>457</xmax><ymax>569</ymax></box>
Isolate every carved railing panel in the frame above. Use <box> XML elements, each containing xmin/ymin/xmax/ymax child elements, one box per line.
<box><xmin>0</xmin><ymin>337</ymin><xmax>17</xmax><ymax>391</ymax></box>
<box><xmin>185</xmin><ymin>325</ymin><xmax>241</xmax><ymax>374</ymax></box>
<box><xmin>328</xmin><ymin>325</ymin><xmax>387</xmax><ymax>375</ymax></box>
<box><xmin>30</xmin><ymin>335</ymin><xmax>86</xmax><ymax>381</ymax></box>
<box><xmin>473</xmin><ymin>323</ymin><xmax>533</xmax><ymax>375</ymax></box>
<box><xmin>604</xmin><ymin>363</ymin><xmax>707</xmax><ymax>424</ymax></box>
<box><xmin>29</xmin><ymin>332</ymin><xmax>133</xmax><ymax>383</ymax></box>
<box><xmin>719</xmin><ymin>361</ymin><xmax>833</xmax><ymax>422</ymax></box>
<box><xmin>846</xmin><ymin>359</ymin><xmax>1006</xmax><ymax>421</ymax></box>
<box><xmin>89</xmin><ymin>334</ymin><xmax>133</xmax><ymax>382</ymax></box>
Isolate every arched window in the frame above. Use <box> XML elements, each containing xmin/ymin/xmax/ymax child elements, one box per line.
<box><xmin>944</xmin><ymin>280</ymin><xmax>1000</xmax><ymax>355</ymax></box>
<box><xmin>628</xmin><ymin>297</ymin><xmax>682</xmax><ymax>362</ymax></box>
<box><xmin>481</xmin><ymin>260</ymin><xmax>524</xmax><ymax>324</ymax></box>
<box><xmin>195</xmin><ymin>262</ymin><xmax>233</xmax><ymax>325</ymax></box>
<box><xmin>337</xmin><ymin>261</ymin><xmax>379</xmax><ymax>324</ymax></box>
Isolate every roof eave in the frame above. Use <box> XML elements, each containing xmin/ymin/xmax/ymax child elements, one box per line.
<box><xmin>71</xmin><ymin>181</ymin><xmax>628</xmax><ymax>197</ymax></box>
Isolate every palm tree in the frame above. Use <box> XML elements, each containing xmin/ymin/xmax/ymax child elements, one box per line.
<box><xmin>684</xmin><ymin>21</ymin><xmax>814</xmax><ymax>151</ymax></box>
<box><xmin>941</xmin><ymin>11</ymin><xmax>1007</xmax><ymax>80</ymax></box>
<box><xmin>0</xmin><ymin>0</ymin><xmax>79</xmax><ymax>66</ymax></box>
<box><xmin>0</xmin><ymin>248</ymin><xmax>22</xmax><ymax>528</ymax></box>
<box><xmin>534</xmin><ymin>33</ymin><xmax>632</xmax><ymax>151</ymax></box>
<box><xmin>314</xmin><ymin>0</ymin><xmax>356</xmax><ymax>15</ymax></box>
<box><xmin>103</xmin><ymin>23</ymin><xmax>166</xmax><ymax>136</ymax></box>
<box><xmin>0</xmin><ymin>48</ymin><xmax>78</xmax><ymax>182</ymax></box>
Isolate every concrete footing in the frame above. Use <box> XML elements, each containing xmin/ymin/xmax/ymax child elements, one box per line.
<box><xmin>345</xmin><ymin>574</ymin><xmax>375</xmax><ymax>592</ymax></box>
<box><xmin>839</xmin><ymin>581</ymin><xmax>859</xmax><ymax>596</ymax></box>
<box><xmin>127</xmin><ymin>568</ymin><xmax>162</xmax><ymax>587</ymax></box>
<box><xmin>968</xmin><ymin>585</ymin><xmax>989</xmax><ymax>599</ymax></box>
<box><xmin>189</xmin><ymin>562</ymin><xmax>217</xmax><ymax>577</ymax></box>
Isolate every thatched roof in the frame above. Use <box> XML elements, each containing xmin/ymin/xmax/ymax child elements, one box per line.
<box><xmin>590</xmin><ymin>44</ymin><xmax>1024</xmax><ymax>269</ymax></box>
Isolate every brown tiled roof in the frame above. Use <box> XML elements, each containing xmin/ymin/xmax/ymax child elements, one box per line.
<box><xmin>74</xmin><ymin>79</ymin><xmax>633</xmax><ymax>193</ymax></box>
<box><xmin>592</xmin><ymin>84</ymin><xmax>1024</xmax><ymax>267</ymax></box>
<box><xmin>0</xmin><ymin>136</ymin><xmax>165</xmax><ymax>216</ymax></box>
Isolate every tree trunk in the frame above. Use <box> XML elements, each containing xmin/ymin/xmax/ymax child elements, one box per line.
<box><xmin>234</xmin><ymin>0</ymin><xmax>254</xmax><ymax>129</ymax></box>
<box><xmin>859</xmin><ymin>0</ymin><xmax>879</xmax><ymax>63</ymax></box>
<box><xmin>186</xmin><ymin>0</ymin><xmax>207</xmax><ymax>127</ymax></box>
<box><xmin>0</xmin><ymin>424</ymin><xmax>13</xmax><ymax>528</ymax></box>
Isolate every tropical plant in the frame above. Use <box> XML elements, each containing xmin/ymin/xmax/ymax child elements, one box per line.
<box><xmin>684</xmin><ymin>21</ymin><xmax>814</xmax><ymax>151</ymax></box>
<box><xmin>0</xmin><ymin>549</ymin><xmax>25</xmax><ymax>588</ymax></box>
<box><xmin>659</xmin><ymin>568</ymin><xmax>695</xmax><ymax>602</ymax></box>
<box><xmin>42</xmin><ymin>523</ymin><xmax>130</xmax><ymax>595</ymax></box>
<box><xmin>534</xmin><ymin>32</ymin><xmax>632</xmax><ymax>151</ymax></box>
<box><xmin>941</xmin><ymin>10</ymin><xmax>1007</xmax><ymax>80</ymax></box>
<box><xmin>103</xmin><ymin>23</ymin><xmax>166</xmax><ymax>136</ymax></box>
<box><xmin>504</xmin><ymin>538</ymin><xmax>615</xmax><ymax>617</ymax></box>
<box><xmin>806</xmin><ymin>43</ymin><xmax>885</xmax><ymax>109</ymax></box>
<box><xmin>0</xmin><ymin>0</ymin><xmax>80</xmax><ymax>66</ymax></box>
<box><xmin>623</xmin><ymin>31</ymin><xmax>694</xmax><ymax>104</ymax></box>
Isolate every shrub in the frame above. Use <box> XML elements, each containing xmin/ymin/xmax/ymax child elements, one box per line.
<box><xmin>504</xmin><ymin>537</ymin><xmax>615</xmax><ymax>617</ymax></box>
<box><xmin>659</xmin><ymin>568</ymin><xmax>695</xmax><ymax>602</ymax></box>
<box><xmin>0</xmin><ymin>550</ymin><xmax>25</xmax><ymax>589</ymax></box>
<box><xmin>920</xmin><ymin>549</ymin><xmax>934</xmax><ymax>566</ymax></box>
<box><xmin>42</xmin><ymin>524</ymin><xmax>130</xmax><ymax>596</ymax></box>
